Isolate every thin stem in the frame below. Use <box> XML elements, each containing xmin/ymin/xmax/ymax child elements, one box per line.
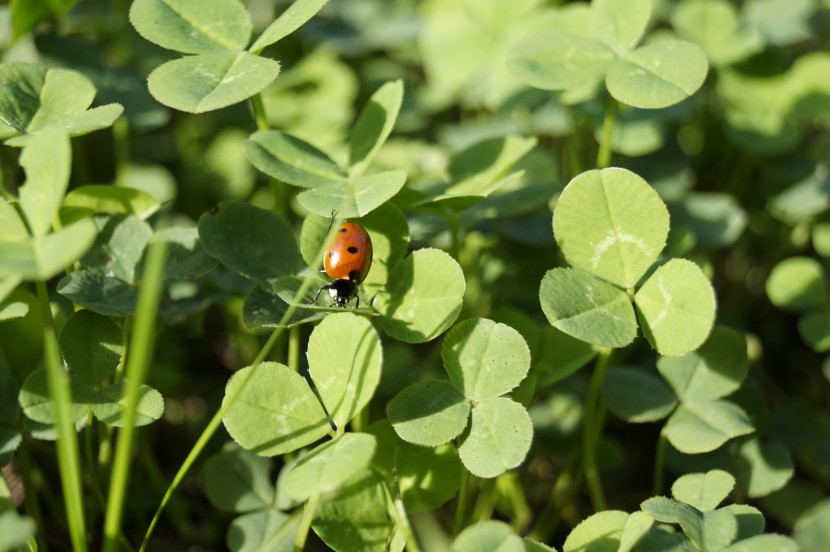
<box><xmin>596</xmin><ymin>97</ymin><xmax>618</xmax><ymax>170</ymax></box>
<box><xmin>583</xmin><ymin>347</ymin><xmax>612</xmax><ymax>512</ymax></box>
<box><xmin>498</xmin><ymin>473</ymin><xmax>531</xmax><ymax>532</ymax></box>
<box><xmin>97</xmin><ymin>422</ymin><xmax>113</xmax><ymax>483</ymax></box>
<box><xmin>287</xmin><ymin>327</ymin><xmax>300</xmax><ymax>372</ymax></box>
<box><xmin>254</xmin><ymin>509</ymin><xmax>304</xmax><ymax>552</ymax></box>
<box><xmin>471</xmin><ymin>477</ymin><xmax>495</xmax><ymax>523</ymax></box>
<box><xmin>250</xmin><ymin>94</ymin><xmax>270</xmax><ymax>131</ymax></box>
<box><xmin>85</xmin><ymin>413</ymin><xmax>105</xmax><ymax>508</ymax></box>
<box><xmin>652</xmin><ymin>427</ymin><xmax>668</xmax><ymax>496</ymax></box>
<box><xmin>527</xmin><ymin>450</ymin><xmax>582</xmax><ymax>542</ymax></box>
<box><xmin>452</xmin><ymin>469</ymin><xmax>471</xmax><ymax>536</ymax></box>
<box><xmin>112</xmin><ymin>117</ymin><xmax>130</xmax><ymax>186</ymax></box>
<box><xmin>103</xmin><ymin>239</ymin><xmax>167</xmax><ymax>552</ymax></box>
<box><xmin>293</xmin><ymin>492</ymin><xmax>321</xmax><ymax>552</ymax></box>
<box><xmin>35</xmin><ymin>279</ymin><xmax>88</xmax><ymax>552</ymax></box>
<box><xmin>17</xmin><ymin>441</ymin><xmax>48</xmax><ymax>552</ymax></box>
<box><xmin>448</xmin><ymin>210</ymin><xmax>461</xmax><ymax>260</ymax></box>
<box><xmin>390</xmin><ymin>451</ymin><xmax>421</xmax><ymax>552</ymax></box>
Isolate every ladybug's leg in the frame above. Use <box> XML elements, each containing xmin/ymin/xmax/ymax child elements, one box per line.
<box><xmin>353</xmin><ymin>295</ymin><xmax>359</xmax><ymax>310</ymax></box>
<box><xmin>309</xmin><ymin>284</ymin><xmax>327</xmax><ymax>305</ymax></box>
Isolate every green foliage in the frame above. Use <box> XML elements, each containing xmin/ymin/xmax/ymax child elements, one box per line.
<box><xmin>0</xmin><ymin>0</ymin><xmax>828</xmax><ymax>549</ymax></box>
<box><xmin>0</xmin><ymin>63</ymin><xmax>122</xmax><ymax>146</ymax></box>
<box><xmin>541</xmin><ymin>167</ymin><xmax>716</xmax><ymax>356</ymax></box>
<box><xmin>508</xmin><ymin>0</ymin><xmax>709</xmax><ymax>108</ymax></box>
<box><xmin>222</xmin><ymin>361</ymin><xmax>331</xmax><ymax>456</ymax></box>
<box><xmin>388</xmin><ymin>317</ymin><xmax>532</xmax><ymax>478</ymax></box>
<box><xmin>129</xmin><ymin>0</ymin><xmax>328</xmax><ymax>113</ymax></box>
<box><xmin>245</xmin><ymin>80</ymin><xmax>406</xmax><ymax>217</ymax></box>
<box><xmin>17</xmin><ymin>310</ymin><xmax>164</xmax><ymax>427</ymax></box>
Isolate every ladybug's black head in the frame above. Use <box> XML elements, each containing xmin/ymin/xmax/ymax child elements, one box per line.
<box><xmin>326</xmin><ymin>279</ymin><xmax>358</xmax><ymax>308</ymax></box>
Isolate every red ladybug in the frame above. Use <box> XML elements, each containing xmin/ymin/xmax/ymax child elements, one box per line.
<box><xmin>310</xmin><ymin>220</ymin><xmax>373</xmax><ymax>309</ymax></box>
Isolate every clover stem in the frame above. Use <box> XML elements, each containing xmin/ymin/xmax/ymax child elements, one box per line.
<box><xmin>16</xmin><ymin>442</ymin><xmax>47</xmax><ymax>551</ymax></box>
<box><xmin>527</xmin><ymin>449</ymin><xmax>583</xmax><ymax>542</ymax></box>
<box><xmin>35</xmin><ymin>278</ymin><xmax>88</xmax><ymax>552</ymax></box>
<box><xmin>250</xmin><ymin>93</ymin><xmax>287</xmax><ymax>216</ymax></box>
<box><xmin>583</xmin><ymin>347</ymin><xmax>611</xmax><ymax>512</ymax></box>
<box><xmin>498</xmin><ymin>473</ymin><xmax>531</xmax><ymax>532</ymax></box>
<box><xmin>391</xmin><ymin>448</ymin><xmax>422</xmax><ymax>552</ymax></box>
<box><xmin>448</xmin><ymin>210</ymin><xmax>461</xmax><ymax>260</ymax></box>
<box><xmin>288</xmin><ymin>326</ymin><xmax>300</xmax><ymax>372</ymax></box>
<box><xmin>452</xmin><ymin>468</ymin><xmax>472</xmax><ymax>536</ymax></box>
<box><xmin>85</xmin><ymin>413</ymin><xmax>106</xmax><ymax>509</ymax></box>
<box><xmin>294</xmin><ymin>492</ymin><xmax>321</xmax><ymax>552</ymax></box>
<box><xmin>652</xmin><ymin>426</ymin><xmax>668</xmax><ymax>496</ymax></box>
<box><xmin>113</xmin><ymin>117</ymin><xmax>130</xmax><ymax>186</ymax></box>
<box><xmin>597</xmin><ymin>97</ymin><xmax>618</xmax><ymax>170</ymax></box>
<box><xmin>250</xmin><ymin>94</ymin><xmax>269</xmax><ymax>132</ymax></box>
<box><xmin>103</xmin><ymin>239</ymin><xmax>167</xmax><ymax>552</ymax></box>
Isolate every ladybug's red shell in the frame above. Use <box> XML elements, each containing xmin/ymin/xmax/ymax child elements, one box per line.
<box><xmin>324</xmin><ymin>221</ymin><xmax>373</xmax><ymax>284</ymax></box>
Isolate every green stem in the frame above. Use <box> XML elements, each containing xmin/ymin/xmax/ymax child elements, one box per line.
<box><xmin>97</xmin><ymin>422</ymin><xmax>113</xmax><ymax>483</ymax></box>
<box><xmin>452</xmin><ymin>469</ymin><xmax>471</xmax><ymax>536</ymax></box>
<box><xmin>102</xmin><ymin>239</ymin><xmax>167</xmax><ymax>552</ymax></box>
<box><xmin>389</xmin><ymin>455</ymin><xmax>421</xmax><ymax>552</ymax></box>
<box><xmin>255</xmin><ymin>509</ymin><xmax>304</xmax><ymax>552</ymax></box>
<box><xmin>596</xmin><ymin>97</ymin><xmax>618</xmax><ymax>170</ymax></box>
<box><xmin>112</xmin><ymin>117</ymin><xmax>130</xmax><ymax>186</ymax></box>
<box><xmin>652</xmin><ymin>427</ymin><xmax>668</xmax><ymax>496</ymax></box>
<box><xmin>287</xmin><ymin>327</ymin><xmax>300</xmax><ymax>372</ymax></box>
<box><xmin>583</xmin><ymin>347</ymin><xmax>612</xmax><ymax>512</ymax></box>
<box><xmin>293</xmin><ymin>492</ymin><xmax>321</xmax><ymax>552</ymax></box>
<box><xmin>498</xmin><ymin>473</ymin><xmax>531</xmax><ymax>532</ymax></box>
<box><xmin>17</xmin><ymin>441</ymin><xmax>48</xmax><ymax>552</ymax></box>
<box><xmin>35</xmin><ymin>279</ymin><xmax>88</xmax><ymax>552</ymax></box>
<box><xmin>250</xmin><ymin>94</ymin><xmax>269</xmax><ymax>132</ymax></box>
<box><xmin>471</xmin><ymin>477</ymin><xmax>495</xmax><ymax>523</ymax></box>
<box><xmin>250</xmin><ymin>93</ymin><xmax>287</xmax><ymax>216</ymax></box>
<box><xmin>115</xmin><ymin>317</ymin><xmax>133</xmax><ymax>382</ymax></box>
<box><xmin>527</xmin><ymin>450</ymin><xmax>582</xmax><ymax>542</ymax></box>
<box><xmin>85</xmin><ymin>413</ymin><xmax>105</xmax><ymax>508</ymax></box>
<box><xmin>448</xmin><ymin>210</ymin><xmax>461</xmax><ymax>260</ymax></box>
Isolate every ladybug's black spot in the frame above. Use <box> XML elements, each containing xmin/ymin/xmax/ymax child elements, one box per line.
<box><xmin>348</xmin><ymin>270</ymin><xmax>361</xmax><ymax>281</ymax></box>
<box><xmin>339</xmin><ymin>228</ymin><xmax>347</xmax><ymax>233</ymax></box>
<box><xmin>347</xmin><ymin>246</ymin><xmax>359</xmax><ymax>254</ymax></box>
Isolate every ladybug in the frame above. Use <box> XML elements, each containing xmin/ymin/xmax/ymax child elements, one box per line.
<box><xmin>310</xmin><ymin>219</ymin><xmax>373</xmax><ymax>309</ymax></box>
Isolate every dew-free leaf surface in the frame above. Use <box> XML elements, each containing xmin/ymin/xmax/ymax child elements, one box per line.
<box><xmin>222</xmin><ymin>362</ymin><xmax>330</xmax><ymax>456</ymax></box>
<box><xmin>671</xmin><ymin>469</ymin><xmax>736</xmax><ymax>511</ymax></box>
<box><xmin>602</xmin><ymin>366</ymin><xmax>677</xmax><ymax>422</ymax></box>
<box><xmin>147</xmin><ymin>52</ymin><xmax>280</xmax><ymax>114</ymax></box>
<box><xmin>282</xmin><ymin>433</ymin><xmax>376</xmax><ymax>501</ymax></box>
<box><xmin>442</xmin><ymin>318</ymin><xmax>530</xmax><ymax>401</ymax></box>
<box><xmin>375</xmin><ymin>248</ymin><xmax>465</xmax><ymax>343</ymax></box>
<box><xmin>635</xmin><ymin>258</ymin><xmax>716</xmax><ymax>356</ymax></box>
<box><xmin>198</xmin><ymin>202</ymin><xmax>297</xmax><ymax>287</ymax></box>
<box><xmin>387</xmin><ymin>380</ymin><xmax>470</xmax><ymax>447</ymax></box>
<box><xmin>203</xmin><ymin>443</ymin><xmax>275</xmax><ymax>513</ymax></box>
<box><xmin>539</xmin><ymin>268</ymin><xmax>637</xmax><ymax>348</ymax></box>
<box><xmin>554</xmin><ymin>168</ymin><xmax>669</xmax><ymax>288</ymax></box>
<box><xmin>666</xmin><ymin>399</ymin><xmax>754</xmax><ymax>454</ymax></box>
<box><xmin>307</xmin><ymin>313</ymin><xmax>382</xmax><ymax>428</ymax></box>
<box><xmin>458</xmin><ymin>397</ymin><xmax>533</xmax><ymax>478</ymax></box>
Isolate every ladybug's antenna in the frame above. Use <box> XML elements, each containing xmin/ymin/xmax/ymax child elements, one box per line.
<box><xmin>325</xmin><ymin>210</ymin><xmax>337</xmax><ymax>235</ymax></box>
